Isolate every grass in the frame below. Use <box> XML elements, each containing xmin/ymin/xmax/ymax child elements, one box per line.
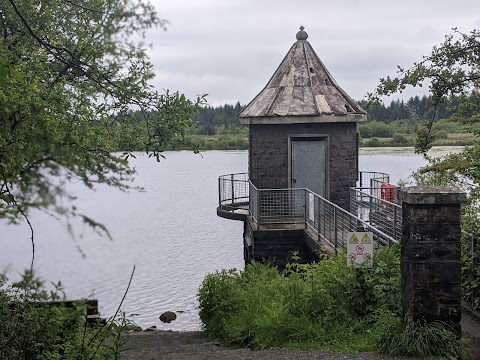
<box><xmin>197</xmin><ymin>246</ymin><xmax>470</xmax><ymax>357</ymax></box>
<box><xmin>179</xmin><ymin>134</ymin><xmax>248</xmax><ymax>150</ymax></box>
<box><xmin>198</xmin><ymin>247</ymin><xmax>400</xmax><ymax>351</ymax></box>
<box><xmin>167</xmin><ymin>133</ymin><xmax>476</xmax><ymax>150</ymax></box>
<box><xmin>360</xmin><ymin>133</ymin><xmax>475</xmax><ymax>147</ymax></box>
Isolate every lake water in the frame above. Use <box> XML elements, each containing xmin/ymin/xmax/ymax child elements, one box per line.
<box><xmin>0</xmin><ymin>147</ymin><xmax>462</xmax><ymax>330</ymax></box>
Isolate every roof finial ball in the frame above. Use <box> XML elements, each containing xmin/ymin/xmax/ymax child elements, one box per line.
<box><xmin>296</xmin><ymin>26</ymin><xmax>308</xmax><ymax>40</ymax></box>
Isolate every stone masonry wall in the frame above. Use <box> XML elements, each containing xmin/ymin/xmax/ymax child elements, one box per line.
<box><xmin>243</xmin><ymin>219</ymin><xmax>319</xmax><ymax>269</ymax></box>
<box><xmin>248</xmin><ymin>122</ymin><xmax>357</xmax><ymax>210</ymax></box>
<box><xmin>399</xmin><ymin>187</ymin><xmax>465</xmax><ymax>334</ymax></box>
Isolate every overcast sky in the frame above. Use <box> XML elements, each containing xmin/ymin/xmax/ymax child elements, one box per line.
<box><xmin>144</xmin><ymin>0</ymin><xmax>480</xmax><ymax>106</ymax></box>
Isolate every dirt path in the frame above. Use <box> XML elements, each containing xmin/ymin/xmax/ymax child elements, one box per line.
<box><xmin>121</xmin><ymin>331</ymin><xmax>412</xmax><ymax>360</ymax></box>
<box><xmin>122</xmin><ymin>311</ymin><xmax>480</xmax><ymax>360</ymax></box>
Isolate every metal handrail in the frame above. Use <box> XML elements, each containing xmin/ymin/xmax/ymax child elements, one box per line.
<box><xmin>218</xmin><ymin>173</ymin><xmax>249</xmax><ymax>210</ymax></box>
<box><xmin>249</xmin><ymin>183</ymin><xmax>306</xmax><ymax>226</ymax></box>
<box><xmin>303</xmin><ymin>188</ymin><xmax>397</xmax><ymax>248</ymax></box>
<box><xmin>350</xmin><ymin>186</ymin><xmax>480</xmax><ymax>248</ymax></box>
<box><xmin>358</xmin><ymin>171</ymin><xmax>390</xmax><ymax>187</ymax></box>
<box><xmin>218</xmin><ymin>173</ymin><xmax>479</xmax><ymax>253</ymax></box>
<box><xmin>350</xmin><ymin>187</ymin><xmax>402</xmax><ymax>242</ymax></box>
<box><xmin>248</xmin><ymin>182</ymin><xmax>397</xmax><ymax>249</ymax></box>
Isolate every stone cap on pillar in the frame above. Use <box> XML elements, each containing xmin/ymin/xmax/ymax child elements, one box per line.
<box><xmin>399</xmin><ymin>186</ymin><xmax>466</xmax><ymax>205</ymax></box>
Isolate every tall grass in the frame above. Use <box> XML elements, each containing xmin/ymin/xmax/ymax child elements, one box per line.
<box><xmin>197</xmin><ymin>245</ymin><xmax>468</xmax><ymax>357</ymax></box>
<box><xmin>198</xmin><ymin>246</ymin><xmax>401</xmax><ymax>351</ymax></box>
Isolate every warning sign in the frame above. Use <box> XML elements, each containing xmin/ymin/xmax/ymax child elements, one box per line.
<box><xmin>347</xmin><ymin>232</ymin><xmax>373</xmax><ymax>267</ymax></box>
<box><xmin>362</xmin><ymin>233</ymin><xmax>372</xmax><ymax>243</ymax></box>
<box><xmin>349</xmin><ymin>233</ymin><xmax>359</xmax><ymax>243</ymax></box>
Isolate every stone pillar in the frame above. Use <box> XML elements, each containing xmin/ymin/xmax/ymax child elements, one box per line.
<box><xmin>399</xmin><ymin>186</ymin><xmax>465</xmax><ymax>334</ymax></box>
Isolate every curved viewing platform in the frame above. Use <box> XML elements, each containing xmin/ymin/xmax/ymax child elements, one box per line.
<box><xmin>217</xmin><ymin>173</ymin><xmax>250</xmax><ymax>221</ymax></box>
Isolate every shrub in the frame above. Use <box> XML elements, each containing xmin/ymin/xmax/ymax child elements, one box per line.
<box><xmin>358</xmin><ymin>123</ymin><xmax>373</xmax><ymax>138</ymax></box>
<box><xmin>0</xmin><ymin>271</ymin><xmax>130</xmax><ymax>359</ymax></box>
<box><xmin>198</xmin><ymin>246</ymin><xmax>402</xmax><ymax>351</ymax></box>
<box><xmin>198</xmin><ymin>245</ymin><xmax>466</xmax><ymax>357</ymax></box>
<box><xmin>359</xmin><ymin>122</ymin><xmax>394</xmax><ymax>138</ymax></box>
<box><xmin>433</xmin><ymin>130</ymin><xmax>448</xmax><ymax>139</ymax></box>
<box><xmin>365</xmin><ymin>137</ymin><xmax>381</xmax><ymax>147</ymax></box>
<box><xmin>433</xmin><ymin>119</ymin><xmax>464</xmax><ymax>134</ymax></box>
<box><xmin>391</xmin><ymin>133</ymin><xmax>409</xmax><ymax>145</ymax></box>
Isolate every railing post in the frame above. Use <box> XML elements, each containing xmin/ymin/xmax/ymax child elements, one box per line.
<box><xmin>317</xmin><ymin>196</ymin><xmax>321</xmax><ymax>242</ymax></box>
<box><xmin>230</xmin><ymin>174</ymin><xmax>234</xmax><ymax>204</ymax></box>
<box><xmin>368</xmin><ymin>195</ymin><xmax>372</xmax><ymax>222</ymax></box>
<box><xmin>249</xmin><ymin>182</ymin><xmax>253</xmax><ymax>218</ymax></box>
<box><xmin>333</xmin><ymin>206</ymin><xmax>338</xmax><ymax>254</ymax></box>
<box><xmin>350</xmin><ymin>188</ymin><xmax>354</xmax><ymax>215</ymax></box>
<box><xmin>304</xmin><ymin>189</ymin><xmax>307</xmax><ymax>226</ymax></box>
<box><xmin>257</xmin><ymin>189</ymin><xmax>261</xmax><ymax>226</ymax></box>
<box><xmin>392</xmin><ymin>205</ymin><xmax>397</xmax><ymax>243</ymax></box>
<box><xmin>218</xmin><ymin>177</ymin><xmax>222</xmax><ymax>207</ymax></box>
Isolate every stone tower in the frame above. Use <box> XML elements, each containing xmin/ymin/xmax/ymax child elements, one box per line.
<box><xmin>240</xmin><ymin>26</ymin><xmax>367</xmax><ymax>209</ymax></box>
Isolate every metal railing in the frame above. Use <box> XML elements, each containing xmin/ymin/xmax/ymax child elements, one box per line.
<box><xmin>250</xmin><ymin>185</ymin><xmax>306</xmax><ymax>226</ymax></box>
<box><xmin>219</xmin><ymin>172</ymin><xmax>398</xmax><ymax>249</ymax></box>
<box><xmin>249</xmin><ymin>182</ymin><xmax>398</xmax><ymax>249</ymax></box>
<box><xmin>350</xmin><ymin>187</ymin><xmax>402</xmax><ymax>242</ymax></box>
<box><xmin>303</xmin><ymin>188</ymin><xmax>397</xmax><ymax>248</ymax></box>
<box><xmin>219</xmin><ymin>172</ymin><xmax>392</xmax><ymax>214</ymax></box>
<box><xmin>462</xmin><ymin>230</ymin><xmax>480</xmax><ymax>310</ymax></box>
<box><xmin>218</xmin><ymin>173</ymin><xmax>249</xmax><ymax>211</ymax></box>
<box><xmin>357</xmin><ymin>171</ymin><xmax>390</xmax><ymax>198</ymax></box>
<box><xmin>350</xmin><ymin>187</ymin><xmax>480</xmax><ymax>260</ymax></box>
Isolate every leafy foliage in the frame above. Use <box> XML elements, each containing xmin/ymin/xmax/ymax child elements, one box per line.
<box><xmin>0</xmin><ymin>271</ymin><xmax>132</xmax><ymax>359</ymax></box>
<box><xmin>198</xmin><ymin>246</ymin><xmax>466</xmax><ymax>357</ymax></box>
<box><xmin>461</xmin><ymin>232</ymin><xmax>480</xmax><ymax>310</ymax></box>
<box><xmin>379</xmin><ymin>318</ymin><xmax>468</xmax><ymax>358</ymax></box>
<box><xmin>198</xmin><ymin>246</ymin><xmax>402</xmax><ymax>351</ymax></box>
<box><xmin>0</xmin><ymin>0</ymin><xmax>206</xmax><ymax>223</ymax></box>
<box><xmin>368</xmin><ymin>28</ymin><xmax>480</xmax><ymax>154</ymax></box>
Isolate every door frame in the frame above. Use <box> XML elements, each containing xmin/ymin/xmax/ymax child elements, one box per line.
<box><xmin>287</xmin><ymin>134</ymin><xmax>330</xmax><ymax>199</ymax></box>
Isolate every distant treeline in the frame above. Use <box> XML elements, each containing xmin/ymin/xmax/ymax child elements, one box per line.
<box><xmin>190</xmin><ymin>102</ymin><xmax>245</xmax><ymax>135</ymax></box>
<box><xmin>114</xmin><ymin>93</ymin><xmax>479</xmax><ymax>151</ymax></box>
<box><xmin>358</xmin><ymin>95</ymin><xmax>460</xmax><ymax>122</ymax></box>
<box><xmin>191</xmin><ymin>93</ymin><xmax>477</xmax><ymax>132</ymax></box>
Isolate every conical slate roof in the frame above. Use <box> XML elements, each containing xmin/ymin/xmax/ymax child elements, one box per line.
<box><xmin>239</xmin><ymin>27</ymin><xmax>367</xmax><ymax>124</ymax></box>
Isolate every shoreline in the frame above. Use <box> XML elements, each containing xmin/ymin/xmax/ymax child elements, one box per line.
<box><xmin>359</xmin><ymin>145</ymin><xmax>465</xmax><ymax>156</ymax></box>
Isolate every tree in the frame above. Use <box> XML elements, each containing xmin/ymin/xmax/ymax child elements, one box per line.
<box><xmin>0</xmin><ymin>0</ymin><xmax>206</xmax><ymax>224</ymax></box>
<box><xmin>370</xmin><ymin>27</ymin><xmax>480</xmax><ymax>229</ymax></box>
<box><xmin>369</xmin><ymin>28</ymin><xmax>480</xmax><ymax>152</ymax></box>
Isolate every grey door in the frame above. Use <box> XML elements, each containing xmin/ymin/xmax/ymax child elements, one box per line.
<box><xmin>291</xmin><ymin>140</ymin><xmax>326</xmax><ymax>197</ymax></box>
